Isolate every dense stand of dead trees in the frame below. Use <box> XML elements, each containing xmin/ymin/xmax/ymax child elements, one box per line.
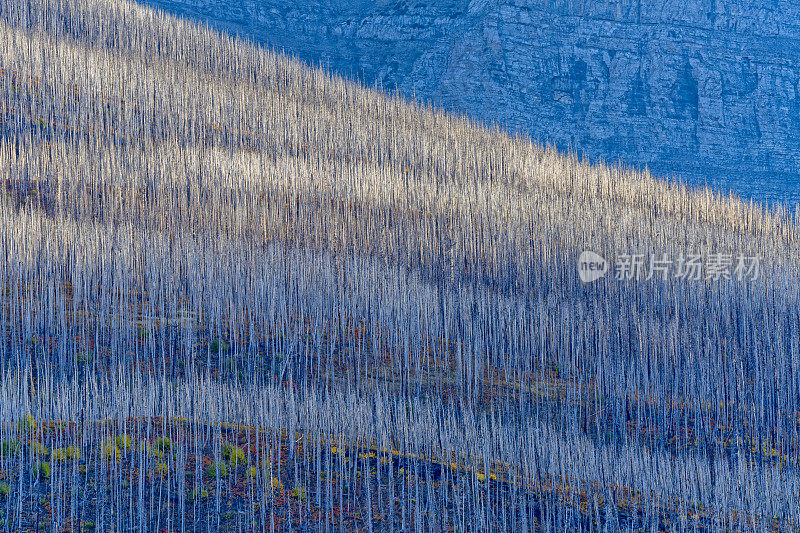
<box><xmin>0</xmin><ymin>0</ymin><xmax>798</xmax><ymax>530</ymax></box>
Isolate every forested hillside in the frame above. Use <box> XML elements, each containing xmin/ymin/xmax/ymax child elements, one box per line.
<box><xmin>0</xmin><ymin>0</ymin><xmax>799</xmax><ymax>530</ymax></box>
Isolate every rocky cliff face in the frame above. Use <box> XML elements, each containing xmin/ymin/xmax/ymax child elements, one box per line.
<box><xmin>145</xmin><ymin>0</ymin><xmax>800</xmax><ymax>206</ymax></box>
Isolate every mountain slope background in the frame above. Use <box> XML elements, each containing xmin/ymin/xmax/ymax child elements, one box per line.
<box><xmin>142</xmin><ymin>0</ymin><xmax>800</xmax><ymax>207</ymax></box>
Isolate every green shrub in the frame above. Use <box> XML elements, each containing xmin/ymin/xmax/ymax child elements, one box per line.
<box><xmin>17</xmin><ymin>414</ymin><xmax>35</xmax><ymax>434</ymax></box>
<box><xmin>155</xmin><ymin>437</ymin><xmax>172</xmax><ymax>453</ymax></box>
<box><xmin>31</xmin><ymin>441</ymin><xmax>49</xmax><ymax>457</ymax></box>
<box><xmin>32</xmin><ymin>461</ymin><xmax>51</xmax><ymax>480</ymax></box>
<box><xmin>115</xmin><ymin>434</ymin><xmax>131</xmax><ymax>451</ymax></box>
<box><xmin>0</xmin><ymin>439</ymin><xmax>19</xmax><ymax>457</ymax></box>
<box><xmin>0</xmin><ymin>482</ymin><xmax>9</xmax><ymax>499</ymax></box>
<box><xmin>221</xmin><ymin>442</ymin><xmax>246</xmax><ymax>466</ymax></box>
<box><xmin>52</xmin><ymin>448</ymin><xmax>67</xmax><ymax>462</ymax></box>
<box><xmin>53</xmin><ymin>446</ymin><xmax>81</xmax><ymax>462</ymax></box>
<box><xmin>205</xmin><ymin>461</ymin><xmax>228</xmax><ymax>478</ymax></box>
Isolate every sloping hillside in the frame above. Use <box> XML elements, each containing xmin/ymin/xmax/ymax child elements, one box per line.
<box><xmin>143</xmin><ymin>0</ymin><xmax>800</xmax><ymax>207</ymax></box>
<box><xmin>0</xmin><ymin>0</ymin><xmax>798</xmax><ymax>530</ymax></box>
